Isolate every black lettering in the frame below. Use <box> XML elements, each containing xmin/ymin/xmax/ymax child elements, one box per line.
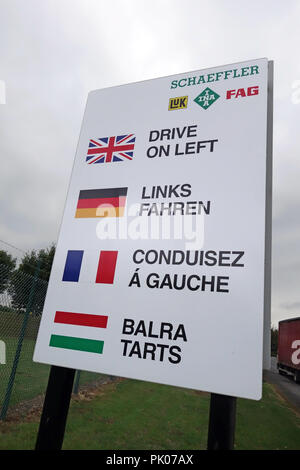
<box><xmin>160</xmin><ymin>323</ymin><xmax>173</xmax><ymax>340</ymax></box>
<box><xmin>161</xmin><ymin>129</ymin><xmax>171</xmax><ymax>140</ymax></box>
<box><xmin>156</xmin><ymin>344</ymin><xmax>169</xmax><ymax>362</ymax></box>
<box><xmin>173</xmin><ymin>202</ymin><xmax>185</xmax><ymax>214</ymax></box>
<box><xmin>199</xmin><ymin>201</ymin><xmax>211</xmax><ymax>214</ymax></box>
<box><xmin>122</xmin><ymin>319</ymin><xmax>135</xmax><ymax>335</ymax></box>
<box><xmin>186</xmin><ymin>274</ymin><xmax>200</xmax><ymax>291</ymax></box>
<box><xmin>158</xmin><ymin>250</ymin><xmax>172</xmax><ymax>265</ymax></box>
<box><xmin>218</xmin><ymin>251</ymin><xmax>231</xmax><ymax>267</ymax></box>
<box><xmin>146</xmin><ymin>273</ymin><xmax>159</xmax><ymax>288</ymax></box>
<box><xmin>175</xmin><ymin>143</ymin><xmax>184</xmax><ymax>155</ymax></box>
<box><xmin>145</xmin><ymin>250</ymin><xmax>158</xmax><ymax>264</ymax></box>
<box><xmin>143</xmin><ymin>342</ymin><xmax>156</xmax><ymax>360</ymax></box>
<box><xmin>196</xmin><ymin>140</ymin><xmax>207</xmax><ymax>152</ymax></box>
<box><xmin>156</xmin><ymin>185</ymin><xmax>168</xmax><ymax>198</ymax></box>
<box><xmin>186</xmin><ymin>201</ymin><xmax>197</xmax><ymax>215</ymax></box>
<box><xmin>217</xmin><ymin>276</ymin><xmax>229</xmax><ymax>293</ymax></box>
<box><xmin>135</xmin><ymin>320</ymin><xmax>147</xmax><ymax>336</ymax></box>
<box><xmin>231</xmin><ymin>251</ymin><xmax>244</xmax><ymax>267</ymax></box>
<box><xmin>204</xmin><ymin>250</ymin><xmax>217</xmax><ymax>266</ymax></box>
<box><xmin>133</xmin><ymin>250</ymin><xmax>144</xmax><ymax>264</ymax></box>
<box><xmin>173</xmin><ymin>324</ymin><xmax>187</xmax><ymax>342</ymax></box>
<box><xmin>146</xmin><ymin>146</ymin><xmax>158</xmax><ymax>158</ymax></box>
<box><xmin>176</xmin><ymin>126</ymin><xmax>186</xmax><ymax>139</ymax></box>
<box><xmin>121</xmin><ymin>339</ymin><xmax>132</xmax><ymax>356</ymax></box>
<box><xmin>172</xmin><ymin>250</ymin><xmax>185</xmax><ymax>265</ymax></box>
<box><xmin>173</xmin><ymin>274</ymin><xmax>186</xmax><ymax>290</ymax></box>
<box><xmin>148</xmin><ymin>203</ymin><xmax>160</xmax><ymax>216</ymax></box>
<box><xmin>139</xmin><ymin>203</ymin><xmax>150</xmax><ymax>215</ymax></box>
<box><xmin>169</xmin><ymin>345</ymin><xmax>181</xmax><ymax>364</ymax></box>
<box><xmin>129</xmin><ymin>341</ymin><xmax>142</xmax><ymax>358</ymax></box>
<box><xmin>159</xmin><ymin>145</ymin><xmax>170</xmax><ymax>157</ymax></box>
<box><xmin>201</xmin><ymin>275</ymin><xmax>215</xmax><ymax>291</ymax></box>
<box><xmin>160</xmin><ymin>273</ymin><xmax>173</xmax><ymax>289</ymax></box>
<box><xmin>209</xmin><ymin>139</ymin><xmax>218</xmax><ymax>151</ymax></box>
<box><xmin>180</xmin><ymin>183</ymin><xmax>192</xmax><ymax>197</ymax></box>
<box><xmin>186</xmin><ymin>251</ymin><xmax>198</xmax><ymax>266</ymax></box>
<box><xmin>185</xmin><ymin>142</ymin><xmax>196</xmax><ymax>154</ymax></box>
<box><xmin>159</xmin><ymin>202</ymin><xmax>172</xmax><ymax>215</ymax></box>
<box><xmin>168</xmin><ymin>184</ymin><xmax>180</xmax><ymax>197</ymax></box>
<box><xmin>141</xmin><ymin>186</ymin><xmax>150</xmax><ymax>199</ymax></box>
<box><xmin>148</xmin><ymin>321</ymin><xmax>159</xmax><ymax>338</ymax></box>
<box><xmin>187</xmin><ymin>125</ymin><xmax>197</xmax><ymax>138</ymax></box>
<box><xmin>149</xmin><ymin>130</ymin><xmax>159</xmax><ymax>142</ymax></box>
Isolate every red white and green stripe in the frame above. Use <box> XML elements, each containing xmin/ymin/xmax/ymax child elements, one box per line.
<box><xmin>49</xmin><ymin>311</ymin><xmax>108</xmax><ymax>354</ymax></box>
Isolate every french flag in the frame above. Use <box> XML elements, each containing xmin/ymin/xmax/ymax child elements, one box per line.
<box><xmin>62</xmin><ymin>250</ymin><xmax>118</xmax><ymax>284</ymax></box>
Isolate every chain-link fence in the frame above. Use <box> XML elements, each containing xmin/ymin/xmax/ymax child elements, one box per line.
<box><xmin>0</xmin><ymin>261</ymin><xmax>116</xmax><ymax>420</ymax></box>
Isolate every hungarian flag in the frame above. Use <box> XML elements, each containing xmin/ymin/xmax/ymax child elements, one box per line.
<box><xmin>49</xmin><ymin>311</ymin><xmax>108</xmax><ymax>354</ymax></box>
<box><xmin>75</xmin><ymin>187</ymin><xmax>128</xmax><ymax>218</ymax></box>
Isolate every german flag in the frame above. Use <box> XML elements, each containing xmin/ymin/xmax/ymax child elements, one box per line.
<box><xmin>75</xmin><ymin>187</ymin><xmax>128</xmax><ymax>218</ymax></box>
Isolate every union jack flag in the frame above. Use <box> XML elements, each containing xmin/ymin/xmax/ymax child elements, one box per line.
<box><xmin>86</xmin><ymin>134</ymin><xmax>135</xmax><ymax>164</ymax></box>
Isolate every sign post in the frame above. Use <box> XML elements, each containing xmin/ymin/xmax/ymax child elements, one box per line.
<box><xmin>34</xmin><ymin>58</ymin><xmax>272</xmax><ymax>450</ymax></box>
<box><xmin>35</xmin><ymin>366</ymin><xmax>75</xmax><ymax>450</ymax></box>
<box><xmin>207</xmin><ymin>394</ymin><xmax>237</xmax><ymax>450</ymax></box>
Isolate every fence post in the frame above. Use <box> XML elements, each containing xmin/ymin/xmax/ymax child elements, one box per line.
<box><xmin>0</xmin><ymin>262</ymin><xmax>41</xmax><ymax>420</ymax></box>
<box><xmin>73</xmin><ymin>370</ymin><xmax>81</xmax><ymax>394</ymax></box>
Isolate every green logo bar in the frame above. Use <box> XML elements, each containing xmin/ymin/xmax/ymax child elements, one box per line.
<box><xmin>194</xmin><ymin>87</ymin><xmax>220</xmax><ymax>109</ymax></box>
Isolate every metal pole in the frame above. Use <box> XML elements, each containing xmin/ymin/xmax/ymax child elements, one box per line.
<box><xmin>207</xmin><ymin>393</ymin><xmax>237</xmax><ymax>450</ymax></box>
<box><xmin>0</xmin><ymin>261</ymin><xmax>41</xmax><ymax>420</ymax></box>
<box><xmin>35</xmin><ymin>365</ymin><xmax>76</xmax><ymax>450</ymax></box>
<box><xmin>73</xmin><ymin>370</ymin><xmax>81</xmax><ymax>394</ymax></box>
<box><xmin>263</xmin><ymin>60</ymin><xmax>274</xmax><ymax>371</ymax></box>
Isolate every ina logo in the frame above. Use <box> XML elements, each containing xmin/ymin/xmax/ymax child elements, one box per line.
<box><xmin>194</xmin><ymin>87</ymin><xmax>220</xmax><ymax>109</ymax></box>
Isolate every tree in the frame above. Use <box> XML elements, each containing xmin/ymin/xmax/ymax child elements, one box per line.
<box><xmin>9</xmin><ymin>244</ymin><xmax>55</xmax><ymax>315</ymax></box>
<box><xmin>0</xmin><ymin>250</ymin><xmax>16</xmax><ymax>294</ymax></box>
<box><xmin>17</xmin><ymin>244</ymin><xmax>55</xmax><ymax>281</ymax></box>
<box><xmin>271</xmin><ymin>326</ymin><xmax>278</xmax><ymax>357</ymax></box>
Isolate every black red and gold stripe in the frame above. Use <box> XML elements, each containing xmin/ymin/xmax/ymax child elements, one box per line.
<box><xmin>75</xmin><ymin>187</ymin><xmax>128</xmax><ymax>218</ymax></box>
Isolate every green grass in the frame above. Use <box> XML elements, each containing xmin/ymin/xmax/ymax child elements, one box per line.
<box><xmin>0</xmin><ymin>311</ymin><xmax>49</xmax><ymax>408</ymax></box>
<box><xmin>0</xmin><ymin>336</ymin><xmax>50</xmax><ymax>408</ymax></box>
<box><xmin>0</xmin><ymin>309</ymin><xmax>103</xmax><ymax>409</ymax></box>
<box><xmin>0</xmin><ymin>380</ymin><xmax>299</xmax><ymax>450</ymax></box>
<box><xmin>0</xmin><ymin>336</ymin><xmax>105</xmax><ymax>409</ymax></box>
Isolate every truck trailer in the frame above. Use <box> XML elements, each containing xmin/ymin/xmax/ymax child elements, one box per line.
<box><xmin>277</xmin><ymin>317</ymin><xmax>300</xmax><ymax>383</ymax></box>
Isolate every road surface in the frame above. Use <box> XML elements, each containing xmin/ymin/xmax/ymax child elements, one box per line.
<box><xmin>264</xmin><ymin>357</ymin><xmax>300</xmax><ymax>413</ymax></box>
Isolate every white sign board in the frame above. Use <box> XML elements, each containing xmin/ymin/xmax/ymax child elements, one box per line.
<box><xmin>34</xmin><ymin>58</ymin><xmax>270</xmax><ymax>400</ymax></box>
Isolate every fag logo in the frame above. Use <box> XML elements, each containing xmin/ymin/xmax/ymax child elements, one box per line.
<box><xmin>226</xmin><ymin>86</ymin><xmax>259</xmax><ymax>99</ymax></box>
<box><xmin>168</xmin><ymin>96</ymin><xmax>188</xmax><ymax>111</ymax></box>
<box><xmin>194</xmin><ymin>87</ymin><xmax>220</xmax><ymax>109</ymax></box>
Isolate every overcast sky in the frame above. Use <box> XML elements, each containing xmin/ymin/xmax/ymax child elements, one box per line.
<box><xmin>0</xmin><ymin>0</ymin><xmax>299</xmax><ymax>326</ymax></box>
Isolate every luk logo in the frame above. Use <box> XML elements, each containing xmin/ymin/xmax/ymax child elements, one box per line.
<box><xmin>168</xmin><ymin>96</ymin><xmax>188</xmax><ymax>111</ymax></box>
<box><xmin>194</xmin><ymin>87</ymin><xmax>220</xmax><ymax>109</ymax></box>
